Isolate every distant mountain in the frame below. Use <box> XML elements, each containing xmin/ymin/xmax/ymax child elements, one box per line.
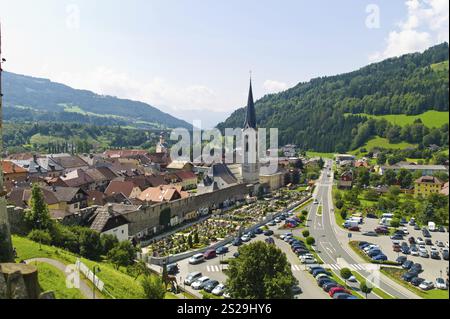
<box><xmin>218</xmin><ymin>43</ymin><xmax>449</xmax><ymax>152</ymax></box>
<box><xmin>2</xmin><ymin>72</ymin><xmax>191</xmax><ymax>129</ymax></box>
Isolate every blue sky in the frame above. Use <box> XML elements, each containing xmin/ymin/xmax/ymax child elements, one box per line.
<box><xmin>0</xmin><ymin>0</ymin><xmax>448</xmax><ymax>127</ymax></box>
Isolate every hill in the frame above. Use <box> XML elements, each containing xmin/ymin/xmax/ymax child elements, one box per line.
<box><xmin>2</xmin><ymin>71</ymin><xmax>191</xmax><ymax>129</ymax></box>
<box><xmin>218</xmin><ymin>43</ymin><xmax>449</xmax><ymax>152</ymax></box>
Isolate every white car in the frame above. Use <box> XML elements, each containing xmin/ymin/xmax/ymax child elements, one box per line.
<box><xmin>315</xmin><ymin>273</ymin><xmax>329</xmax><ymax>281</ymax></box>
<box><xmin>300</xmin><ymin>257</ymin><xmax>317</xmax><ymax>264</ymax></box>
<box><xmin>212</xmin><ymin>283</ymin><xmax>226</xmax><ymax>296</ymax></box>
<box><xmin>184</xmin><ymin>272</ymin><xmax>202</xmax><ymax>286</ymax></box>
<box><xmin>411</xmin><ymin>248</ymin><xmax>419</xmax><ymax>256</ymax></box>
<box><xmin>435</xmin><ymin>278</ymin><xmax>448</xmax><ymax>290</ymax></box>
<box><xmin>430</xmin><ymin>246</ymin><xmax>438</xmax><ymax>253</ymax></box>
<box><xmin>241</xmin><ymin>234</ymin><xmax>251</xmax><ymax>242</ymax></box>
<box><xmin>419</xmin><ymin>281</ymin><xmax>434</xmax><ymax>291</ymax></box>
<box><xmin>348</xmin><ymin>276</ymin><xmax>357</xmax><ymax>283</ymax></box>
<box><xmin>402</xmin><ymin>227</ymin><xmax>409</xmax><ymax>235</ymax></box>
<box><xmin>364</xmin><ymin>245</ymin><xmax>379</xmax><ymax>253</ymax></box>
<box><xmin>189</xmin><ymin>253</ymin><xmax>205</xmax><ymax>265</ymax></box>
<box><xmin>417</xmin><ymin>238</ymin><xmax>425</xmax><ymax>245</ymax></box>
<box><xmin>436</xmin><ymin>241</ymin><xmax>445</xmax><ymax>248</ymax></box>
<box><xmin>191</xmin><ymin>276</ymin><xmax>210</xmax><ymax>290</ymax></box>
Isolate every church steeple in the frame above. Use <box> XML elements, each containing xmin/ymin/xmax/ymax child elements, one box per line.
<box><xmin>243</xmin><ymin>76</ymin><xmax>256</xmax><ymax>130</ymax></box>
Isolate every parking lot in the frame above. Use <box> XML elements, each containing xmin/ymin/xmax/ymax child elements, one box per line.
<box><xmin>351</xmin><ymin>218</ymin><xmax>449</xmax><ymax>284</ymax></box>
<box><xmin>157</xmin><ymin>215</ymin><xmax>330</xmax><ymax>299</ymax></box>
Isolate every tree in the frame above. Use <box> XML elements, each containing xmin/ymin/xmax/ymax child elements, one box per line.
<box><xmin>24</xmin><ymin>184</ymin><xmax>52</xmax><ymax>231</ymax></box>
<box><xmin>107</xmin><ymin>241</ymin><xmax>137</xmax><ymax>269</ymax></box>
<box><xmin>306</xmin><ymin>237</ymin><xmax>315</xmax><ymax>245</ymax></box>
<box><xmin>382</xmin><ymin>169</ymin><xmax>397</xmax><ymax>186</ymax></box>
<box><xmin>360</xmin><ymin>281</ymin><xmax>373</xmax><ymax>299</ymax></box>
<box><xmin>27</xmin><ymin>229</ymin><xmax>52</xmax><ymax>245</ymax></box>
<box><xmin>302</xmin><ymin>230</ymin><xmax>310</xmax><ymax>238</ymax></box>
<box><xmin>101</xmin><ymin>234</ymin><xmax>119</xmax><ymax>254</ymax></box>
<box><xmin>340</xmin><ymin>268</ymin><xmax>352</xmax><ymax>285</ymax></box>
<box><xmin>141</xmin><ymin>275</ymin><xmax>166</xmax><ymax>299</ymax></box>
<box><xmin>159</xmin><ymin>208</ymin><xmax>171</xmax><ymax>229</ymax></box>
<box><xmin>78</xmin><ymin>228</ymin><xmax>103</xmax><ymax>261</ymax></box>
<box><xmin>226</xmin><ymin>242</ymin><xmax>297</xmax><ymax>299</ymax></box>
<box><xmin>397</xmin><ymin>169</ymin><xmax>413</xmax><ymax>189</ymax></box>
<box><xmin>335</xmin><ymin>199</ymin><xmax>344</xmax><ymax>210</ymax></box>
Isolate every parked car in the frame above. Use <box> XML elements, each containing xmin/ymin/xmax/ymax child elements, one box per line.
<box><xmin>348</xmin><ymin>226</ymin><xmax>360</xmax><ymax>232</ymax></box>
<box><xmin>366</xmin><ymin>213</ymin><xmax>377</xmax><ymax>219</ymax></box>
<box><xmin>267</xmin><ymin>221</ymin><xmax>276</xmax><ymax>226</ymax></box>
<box><xmin>393</xmin><ymin>243</ymin><xmax>401</xmax><ymax>252</ymax></box>
<box><xmin>436</xmin><ymin>241</ymin><xmax>445</xmax><ymax>247</ymax></box>
<box><xmin>425</xmin><ymin>238</ymin><xmax>433</xmax><ymax>246</ymax></box>
<box><xmin>411</xmin><ymin>247</ymin><xmax>419</xmax><ymax>256</ymax></box>
<box><xmin>408</xmin><ymin>237</ymin><xmax>416</xmax><ymax>245</ymax></box>
<box><xmin>442</xmin><ymin>250</ymin><xmax>449</xmax><ymax>261</ymax></box>
<box><xmin>191</xmin><ymin>276</ymin><xmax>210</xmax><ymax>290</ymax></box>
<box><xmin>363</xmin><ymin>231</ymin><xmax>378</xmax><ymax>237</ymax></box>
<box><xmin>204</xmin><ymin>249</ymin><xmax>217</xmax><ymax>260</ymax></box>
<box><xmin>358</xmin><ymin>242</ymin><xmax>370</xmax><ymax>249</ymax></box>
<box><xmin>264</xmin><ymin>230</ymin><xmax>274</xmax><ymax>237</ymax></box>
<box><xmin>254</xmin><ymin>228</ymin><xmax>263</xmax><ymax>235</ymax></box>
<box><xmin>438</xmin><ymin>226</ymin><xmax>446</xmax><ymax>233</ymax></box>
<box><xmin>333</xmin><ymin>293</ymin><xmax>355</xmax><ymax>299</ymax></box>
<box><xmin>368</xmin><ymin>249</ymin><xmax>383</xmax><ymax>258</ymax></box>
<box><xmin>329</xmin><ymin>287</ymin><xmax>351</xmax><ymax>298</ymax></box>
<box><xmin>232</xmin><ymin>238</ymin><xmax>242</xmax><ymax>246</ymax></box>
<box><xmin>203</xmin><ymin>280</ymin><xmax>220</xmax><ymax>293</ymax></box>
<box><xmin>431</xmin><ymin>251</ymin><xmax>441</xmax><ymax>260</ymax></box>
<box><xmin>308</xmin><ymin>266</ymin><xmax>324</xmax><ymax>274</ymax></box>
<box><xmin>422</xmin><ymin>230</ymin><xmax>431</xmax><ymax>238</ymax></box>
<box><xmin>300</xmin><ymin>256</ymin><xmax>317</xmax><ymax>264</ymax></box>
<box><xmin>411</xmin><ymin>277</ymin><xmax>425</xmax><ymax>287</ymax></box>
<box><xmin>322</xmin><ymin>282</ymin><xmax>342</xmax><ymax>292</ymax></box>
<box><xmin>419</xmin><ymin>281</ymin><xmax>434</xmax><ymax>291</ymax></box>
<box><xmin>265</xmin><ymin>237</ymin><xmax>275</xmax><ymax>245</ymax></box>
<box><xmin>184</xmin><ymin>272</ymin><xmax>202</xmax><ymax>286</ymax></box>
<box><xmin>435</xmin><ymin>278</ymin><xmax>448</xmax><ymax>290</ymax></box>
<box><xmin>189</xmin><ymin>253</ymin><xmax>205</xmax><ymax>265</ymax></box>
<box><xmin>215</xmin><ymin>246</ymin><xmax>229</xmax><ymax>255</ymax></box>
<box><xmin>411</xmin><ymin>263</ymin><xmax>422</xmax><ymax>273</ymax></box>
<box><xmin>375</xmin><ymin>227</ymin><xmax>389</xmax><ymax>235</ymax></box>
<box><xmin>396</xmin><ymin>256</ymin><xmax>407</xmax><ymax>265</ymax></box>
<box><xmin>212</xmin><ymin>283</ymin><xmax>226</xmax><ymax>296</ymax></box>
<box><xmin>372</xmin><ymin>254</ymin><xmax>388</xmax><ymax>261</ymax></box>
<box><xmin>402</xmin><ymin>271</ymin><xmax>418</xmax><ymax>282</ymax></box>
<box><xmin>318</xmin><ymin>277</ymin><xmax>335</xmax><ymax>288</ymax></box>
<box><xmin>402</xmin><ymin>227</ymin><xmax>409</xmax><ymax>235</ymax></box>
<box><xmin>402</xmin><ymin>260</ymin><xmax>414</xmax><ymax>270</ymax></box>
<box><xmin>416</xmin><ymin>238</ymin><xmax>425</xmax><ymax>245</ymax></box>
<box><xmin>241</xmin><ymin>234</ymin><xmax>251</xmax><ymax>242</ymax></box>
<box><xmin>291</xmin><ymin>285</ymin><xmax>302</xmax><ymax>295</ymax></box>
<box><xmin>233</xmin><ymin>252</ymin><xmax>240</xmax><ymax>258</ymax></box>
<box><xmin>401</xmin><ymin>246</ymin><xmax>410</xmax><ymax>255</ymax></box>
<box><xmin>419</xmin><ymin>250</ymin><xmax>429</xmax><ymax>258</ymax></box>
<box><xmin>391</xmin><ymin>234</ymin><xmax>404</xmax><ymax>240</ymax></box>
<box><xmin>414</xmin><ymin>225</ymin><xmax>420</xmax><ymax>231</ymax></box>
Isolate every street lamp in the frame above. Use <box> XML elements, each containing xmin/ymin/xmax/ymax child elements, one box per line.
<box><xmin>92</xmin><ymin>265</ymin><xmax>101</xmax><ymax>299</ymax></box>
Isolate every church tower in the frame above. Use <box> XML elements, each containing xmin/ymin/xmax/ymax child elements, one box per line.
<box><xmin>241</xmin><ymin>77</ymin><xmax>260</xmax><ymax>184</ymax></box>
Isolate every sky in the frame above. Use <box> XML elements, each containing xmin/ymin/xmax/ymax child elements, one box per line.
<box><xmin>0</xmin><ymin>0</ymin><xmax>448</xmax><ymax>127</ymax></box>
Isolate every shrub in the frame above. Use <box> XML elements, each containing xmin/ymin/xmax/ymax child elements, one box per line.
<box><xmin>335</xmin><ymin>199</ymin><xmax>344</xmax><ymax>210</ymax></box>
<box><xmin>141</xmin><ymin>275</ymin><xmax>166</xmax><ymax>299</ymax></box>
<box><xmin>301</xmin><ymin>210</ymin><xmax>308</xmax><ymax>216</ymax></box>
<box><xmin>27</xmin><ymin>229</ymin><xmax>52</xmax><ymax>245</ymax></box>
<box><xmin>340</xmin><ymin>268</ymin><xmax>352</xmax><ymax>283</ymax></box>
<box><xmin>340</xmin><ymin>210</ymin><xmax>348</xmax><ymax>220</ymax></box>
<box><xmin>302</xmin><ymin>230</ymin><xmax>310</xmax><ymax>238</ymax></box>
<box><xmin>101</xmin><ymin>234</ymin><xmax>119</xmax><ymax>255</ymax></box>
<box><xmin>306</xmin><ymin>237</ymin><xmax>315</xmax><ymax>245</ymax></box>
<box><xmin>390</xmin><ymin>219</ymin><xmax>400</xmax><ymax>228</ymax></box>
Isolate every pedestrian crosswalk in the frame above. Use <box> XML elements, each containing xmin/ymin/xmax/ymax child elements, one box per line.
<box><xmin>290</xmin><ymin>263</ymin><xmax>368</xmax><ymax>272</ymax></box>
<box><xmin>206</xmin><ymin>265</ymin><xmax>227</xmax><ymax>272</ymax></box>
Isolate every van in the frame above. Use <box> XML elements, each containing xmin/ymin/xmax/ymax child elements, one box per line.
<box><xmin>428</xmin><ymin>222</ymin><xmax>436</xmax><ymax>232</ymax></box>
<box><xmin>382</xmin><ymin>213</ymin><xmax>394</xmax><ymax>219</ymax></box>
<box><xmin>379</xmin><ymin>218</ymin><xmax>392</xmax><ymax>226</ymax></box>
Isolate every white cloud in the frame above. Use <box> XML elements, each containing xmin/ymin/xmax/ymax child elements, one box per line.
<box><xmin>52</xmin><ymin>67</ymin><xmax>224</xmax><ymax>112</ymax></box>
<box><xmin>370</xmin><ymin>0</ymin><xmax>449</xmax><ymax>62</ymax></box>
<box><xmin>263</xmin><ymin>80</ymin><xmax>288</xmax><ymax>94</ymax></box>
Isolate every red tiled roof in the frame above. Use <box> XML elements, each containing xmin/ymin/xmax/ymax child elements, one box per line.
<box><xmin>105</xmin><ymin>180</ymin><xmax>137</xmax><ymax>198</ymax></box>
<box><xmin>138</xmin><ymin>185</ymin><xmax>188</xmax><ymax>203</ymax></box>
<box><xmin>2</xmin><ymin>161</ymin><xmax>28</xmax><ymax>174</ymax></box>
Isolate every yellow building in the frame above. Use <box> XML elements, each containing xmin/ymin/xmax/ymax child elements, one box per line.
<box><xmin>259</xmin><ymin>172</ymin><xmax>285</xmax><ymax>191</ymax></box>
<box><xmin>414</xmin><ymin>176</ymin><xmax>444</xmax><ymax>198</ymax></box>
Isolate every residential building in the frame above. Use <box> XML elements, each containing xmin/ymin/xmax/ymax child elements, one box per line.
<box><xmin>380</xmin><ymin>163</ymin><xmax>448</xmax><ymax>176</ymax></box>
<box><xmin>88</xmin><ymin>204</ymin><xmax>130</xmax><ymax>241</ymax></box>
<box><xmin>105</xmin><ymin>180</ymin><xmax>142</xmax><ymax>199</ymax></box>
<box><xmin>138</xmin><ymin>185</ymin><xmax>189</xmax><ymax>203</ymax></box>
<box><xmin>414</xmin><ymin>176</ymin><xmax>444</xmax><ymax>198</ymax></box>
<box><xmin>1</xmin><ymin>160</ymin><xmax>28</xmax><ymax>192</ymax></box>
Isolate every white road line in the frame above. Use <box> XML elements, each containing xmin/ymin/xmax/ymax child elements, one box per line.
<box><xmin>353</xmin><ymin>264</ymin><xmax>363</xmax><ymax>270</ymax></box>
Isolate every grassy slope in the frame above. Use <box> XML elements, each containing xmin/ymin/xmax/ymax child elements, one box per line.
<box><xmin>351</xmin><ymin>137</ymin><xmax>417</xmax><ymax>154</ymax></box>
<box><xmin>348</xmin><ymin>111</ymin><xmax>449</xmax><ymax>129</ymax></box>
<box><xmin>13</xmin><ymin>236</ymin><xmax>145</xmax><ymax>299</ymax></box>
<box><xmin>32</xmin><ymin>261</ymin><xmax>85</xmax><ymax>299</ymax></box>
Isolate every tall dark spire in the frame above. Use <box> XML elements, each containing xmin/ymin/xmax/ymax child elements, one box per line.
<box><xmin>243</xmin><ymin>76</ymin><xmax>256</xmax><ymax>129</ymax></box>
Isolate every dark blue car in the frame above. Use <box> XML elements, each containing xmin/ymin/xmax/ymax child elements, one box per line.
<box><xmin>215</xmin><ymin>246</ymin><xmax>229</xmax><ymax>255</ymax></box>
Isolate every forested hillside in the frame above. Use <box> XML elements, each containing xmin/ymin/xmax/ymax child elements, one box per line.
<box><xmin>2</xmin><ymin>72</ymin><xmax>190</xmax><ymax>129</ymax></box>
<box><xmin>218</xmin><ymin>43</ymin><xmax>449</xmax><ymax>152</ymax></box>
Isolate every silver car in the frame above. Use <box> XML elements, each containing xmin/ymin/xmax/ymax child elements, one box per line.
<box><xmin>184</xmin><ymin>272</ymin><xmax>202</xmax><ymax>286</ymax></box>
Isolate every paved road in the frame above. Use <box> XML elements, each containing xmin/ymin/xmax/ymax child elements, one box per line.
<box><xmin>307</xmin><ymin>160</ymin><xmax>420</xmax><ymax>299</ymax></box>
<box><xmin>26</xmin><ymin>258</ymin><xmax>100</xmax><ymax>299</ymax></box>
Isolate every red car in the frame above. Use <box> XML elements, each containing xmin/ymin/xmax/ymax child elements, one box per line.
<box><xmin>203</xmin><ymin>249</ymin><xmax>217</xmax><ymax>260</ymax></box>
<box><xmin>392</xmin><ymin>244</ymin><xmax>401</xmax><ymax>252</ymax></box>
<box><xmin>375</xmin><ymin>227</ymin><xmax>389</xmax><ymax>234</ymax></box>
<box><xmin>348</xmin><ymin>226</ymin><xmax>360</xmax><ymax>232</ymax></box>
<box><xmin>329</xmin><ymin>287</ymin><xmax>351</xmax><ymax>297</ymax></box>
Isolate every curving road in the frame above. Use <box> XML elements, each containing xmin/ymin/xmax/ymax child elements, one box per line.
<box><xmin>307</xmin><ymin>159</ymin><xmax>420</xmax><ymax>299</ymax></box>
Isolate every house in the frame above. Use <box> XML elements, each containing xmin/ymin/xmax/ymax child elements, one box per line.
<box><xmin>414</xmin><ymin>176</ymin><xmax>444</xmax><ymax>198</ymax></box>
<box><xmin>105</xmin><ymin>180</ymin><xmax>142</xmax><ymax>199</ymax></box>
<box><xmin>88</xmin><ymin>204</ymin><xmax>130</xmax><ymax>241</ymax></box>
<box><xmin>260</xmin><ymin>171</ymin><xmax>285</xmax><ymax>191</ymax></box>
<box><xmin>335</xmin><ymin>154</ymin><xmax>355</xmax><ymax>163</ymax></box>
<box><xmin>86</xmin><ymin>190</ymin><xmax>106</xmax><ymax>206</ymax></box>
<box><xmin>47</xmin><ymin>154</ymin><xmax>89</xmax><ymax>174</ymax></box>
<box><xmin>166</xmin><ymin>161</ymin><xmax>194</xmax><ymax>172</ymax></box>
<box><xmin>138</xmin><ymin>185</ymin><xmax>189</xmax><ymax>203</ymax></box>
<box><xmin>173</xmin><ymin>171</ymin><xmax>197</xmax><ymax>190</ymax></box>
<box><xmin>11</xmin><ymin>155</ymin><xmax>64</xmax><ymax>178</ymax></box>
<box><xmin>84</xmin><ymin>168</ymin><xmax>111</xmax><ymax>191</ymax></box>
<box><xmin>441</xmin><ymin>182</ymin><xmax>449</xmax><ymax>196</ymax></box>
<box><xmin>7</xmin><ymin>186</ymin><xmax>88</xmax><ymax>219</ymax></box>
<box><xmin>103</xmin><ymin>149</ymin><xmax>149</xmax><ymax>159</ymax></box>
<box><xmin>145</xmin><ymin>174</ymin><xmax>168</xmax><ymax>188</ymax></box>
<box><xmin>1</xmin><ymin>160</ymin><xmax>28</xmax><ymax>192</ymax></box>
<box><xmin>354</xmin><ymin>159</ymin><xmax>370</xmax><ymax>168</ymax></box>
<box><xmin>58</xmin><ymin>169</ymin><xmax>95</xmax><ymax>190</ymax></box>
<box><xmin>338</xmin><ymin>171</ymin><xmax>353</xmax><ymax>190</ymax></box>
<box><xmin>198</xmin><ymin>163</ymin><xmax>238</xmax><ymax>194</ymax></box>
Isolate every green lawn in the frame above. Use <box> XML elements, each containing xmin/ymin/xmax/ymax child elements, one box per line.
<box><xmin>12</xmin><ymin>236</ymin><xmax>145</xmax><ymax>299</ymax></box>
<box><xmin>347</xmin><ymin>111</ymin><xmax>449</xmax><ymax>129</ymax></box>
<box><xmin>431</xmin><ymin>60</ymin><xmax>449</xmax><ymax>73</ymax></box>
<box><xmin>306</xmin><ymin>151</ymin><xmax>335</xmax><ymax>159</ymax></box>
<box><xmin>32</xmin><ymin>261</ymin><xmax>85</xmax><ymax>299</ymax></box>
<box><xmin>381</xmin><ymin>267</ymin><xmax>449</xmax><ymax>299</ymax></box>
<box><xmin>351</xmin><ymin>137</ymin><xmax>416</xmax><ymax>154</ymax></box>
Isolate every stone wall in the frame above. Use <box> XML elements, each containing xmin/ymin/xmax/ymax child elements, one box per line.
<box><xmin>0</xmin><ymin>200</ymin><xmax>14</xmax><ymax>263</ymax></box>
<box><xmin>125</xmin><ymin>183</ymin><xmax>251</xmax><ymax>237</ymax></box>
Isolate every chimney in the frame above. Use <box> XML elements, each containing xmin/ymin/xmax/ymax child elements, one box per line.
<box><xmin>107</xmin><ymin>203</ymin><xmax>114</xmax><ymax>214</ymax></box>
